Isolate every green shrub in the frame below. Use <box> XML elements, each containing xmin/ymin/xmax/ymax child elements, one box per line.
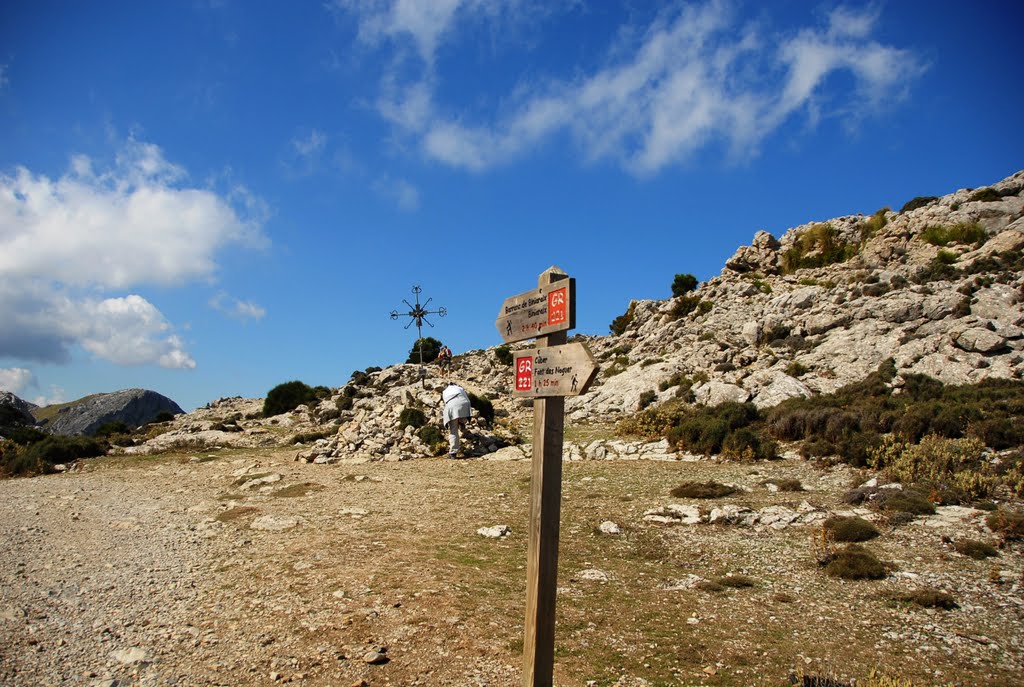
<box><xmin>891</xmin><ymin>589</ymin><xmax>958</xmax><ymax>610</ymax></box>
<box><xmin>417</xmin><ymin>425</ymin><xmax>446</xmax><ymax>454</ymax></box>
<box><xmin>900</xmin><ymin>196</ymin><xmax>938</xmax><ymax>213</ymax></box>
<box><xmin>658</xmin><ymin>372</ymin><xmax>691</xmax><ymax>393</ymax></box>
<box><xmin>765</xmin><ymin>478</ymin><xmax>804</xmax><ymax>492</ymax></box>
<box><xmin>263</xmin><ymin>380</ymin><xmax>319</xmax><ymax>418</ymax></box>
<box><xmin>609</xmin><ymin>302</ymin><xmax>636</xmax><ymax>336</ymax></box>
<box><xmin>670</xmin><ymin>481</ymin><xmax>737</xmax><ymax>499</ymax></box>
<box><xmin>669</xmin><ymin>295</ymin><xmax>700</xmax><ymax>319</ymax></box>
<box><xmin>935</xmin><ymin>249</ymin><xmax>958</xmax><ymax>265</ymax></box>
<box><xmin>824</xmin><ymin>516</ymin><xmax>880</xmax><ymax>543</ymax></box>
<box><xmin>671</xmin><ymin>273</ymin><xmax>698</xmax><ymax>297</ymax></box>
<box><xmin>407</xmin><ymin>337</ymin><xmax>442</xmax><ymax>364</ymax></box>
<box><xmin>822</xmin><ymin>544</ymin><xmax>886</xmax><ymax>580</ymax></box>
<box><xmin>967</xmin><ymin>187</ymin><xmax>1001</xmax><ymax>202</ymax></box>
<box><xmin>494</xmin><ymin>345</ymin><xmax>513</xmax><ymax>366</ymax></box>
<box><xmin>336</xmin><ymin>395</ymin><xmax>354</xmax><ymax>412</ymax></box>
<box><xmin>781</xmin><ymin>223</ymin><xmax>857</xmax><ymax>274</ymax></box>
<box><xmin>94</xmin><ymin>420</ymin><xmax>132</xmax><ymax>438</ymax></box>
<box><xmin>785</xmin><ymin>361</ymin><xmax>809</xmax><ymax>377</ymax></box>
<box><xmin>721</xmin><ymin>427</ymin><xmax>778</xmax><ymax>460</ymax></box>
<box><xmin>860</xmin><ymin>207</ymin><xmax>889</xmax><ymax>240</ymax></box>
<box><xmin>637</xmin><ymin>390</ymin><xmax>656</xmax><ymax>410</ymax></box>
<box><xmin>468</xmin><ymin>392</ymin><xmax>494</xmax><ymax>425</ymax></box>
<box><xmin>150</xmin><ymin>411</ymin><xmax>176</xmax><ymax>424</ymax></box>
<box><xmin>870</xmin><ymin>434</ymin><xmax>994</xmax><ymax>500</ymax></box>
<box><xmin>1</xmin><ymin>435</ymin><xmax>108</xmax><ymax>477</ymax></box>
<box><xmin>873</xmin><ymin>488</ymin><xmax>936</xmax><ymax>516</ymax></box>
<box><xmin>919</xmin><ymin>222</ymin><xmax>987</xmax><ymax>248</ymax></box>
<box><xmin>398</xmin><ymin>408</ymin><xmax>427</xmax><ymax>429</ymax></box>
<box><xmin>954</xmin><ymin>539</ymin><xmax>998</xmax><ymax>560</ymax></box>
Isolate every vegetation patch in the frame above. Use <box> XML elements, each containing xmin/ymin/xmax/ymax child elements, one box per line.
<box><xmin>824</xmin><ymin>516</ymin><xmax>880</xmax><ymax>543</ymax></box>
<box><xmin>919</xmin><ymin>221</ymin><xmax>987</xmax><ymax>248</ymax></box>
<box><xmin>609</xmin><ymin>302</ymin><xmax>636</xmax><ymax>336</ymax></box>
<box><xmin>821</xmin><ymin>544</ymin><xmax>887</xmax><ymax>580</ymax></box>
<box><xmin>494</xmin><ymin>345</ymin><xmax>513</xmax><ymax>366</ymax></box>
<box><xmin>781</xmin><ymin>223</ymin><xmax>858</xmax><ymax>274</ymax></box>
<box><xmin>900</xmin><ymin>196</ymin><xmax>938</xmax><ymax>213</ymax></box>
<box><xmin>273</xmin><ymin>482</ymin><xmax>324</xmax><ymax>498</ymax></box>
<box><xmin>670</xmin><ymin>480</ymin><xmax>737</xmax><ymax>499</ymax></box>
<box><xmin>985</xmin><ymin>510</ymin><xmax>1024</xmax><ymax>541</ymax></box>
<box><xmin>953</xmin><ymin>539</ymin><xmax>998</xmax><ymax>560</ymax></box>
<box><xmin>398</xmin><ymin>407</ymin><xmax>428</xmax><ymax>429</ymax></box>
<box><xmin>263</xmin><ymin>380</ymin><xmax>319</xmax><ymax>418</ymax></box>
<box><xmin>417</xmin><ymin>425</ymin><xmax>446</xmax><ymax>455</ymax></box>
<box><xmin>290</xmin><ymin>430</ymin><xmax>332</xmax><ymax>445</ymax></box>
<box><xmin>1</xmin><ymin>435</ymin><xmax>108</xmax><ymax>478</ymax></box>
<box><xmin>873</xmin><ymin>488</ymin><xmax>936</xmax><ymax>516</ymax></box>
<box><xmin>967</xmin><ymin>187</ymin><xmax>1001</xmax><ymax>203</ymax></box>
<box><xmin>890</xmin><ymin>589</ymin><xmax>958</xmax><ymax>610</ymax></box>
<box><xmin>216</xmin><ymin>506</ymin><xmax>259</xmax><ymax>522</ymax></box>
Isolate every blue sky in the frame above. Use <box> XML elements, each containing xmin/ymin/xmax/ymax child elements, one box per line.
<box><xmin>1</xmin><ymin>1</ymin><xmax>1021</xmax><ymax>411</ymax></box>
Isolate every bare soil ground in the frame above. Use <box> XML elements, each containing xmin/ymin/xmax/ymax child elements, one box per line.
<box><xmin>1</xmin><ymin>445</ymin><xmax>1022</xmax><ymax>687</ymax></box>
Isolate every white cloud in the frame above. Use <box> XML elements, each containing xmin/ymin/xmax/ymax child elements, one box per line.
<box><xmin>0</xmin><ymin>138</ymin><xmax>264</xmax><ymax>289</ymax></box>
<box><xmin>209</xmin><ymin>292</ymin><xmax>267</xmax><ymax>322</ymax></box>
<box><xmin>372</xmin><ymin>174</ymin><xmax>421</xmax><ymax>211</ymax></box>
<box><xmin>32</xmin><ymin>385</ymin><xmax>66</xmax><ymax>407</ymax></box>
<box><xmin>293</xmin><ymin>129</ymin><xmax>328</xmax><ymax>158</ymax></box>
<box><xmin>0</xmin><ymin>367</ymin><xmax>35</xmax><ymax>395</ymax></box>
<box><xmin>340</xmin><ymin>1</ymin><xmax>924</xmax><ymax>175</ymax></box>
<box><xmin>0</xmin><ymin>139</ymin><xmax>267</xmax><ymax>368</ymax></box>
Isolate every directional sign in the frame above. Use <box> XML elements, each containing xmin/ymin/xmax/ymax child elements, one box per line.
<box><xmin>495</xmin><ymin>279</ymin><xmax>576</xmax><ymax>344</ymax></box>
<box><xmin>512</xmin><ymin>342</ymin><xmax>598</xmax><ymax>398</ymax></box>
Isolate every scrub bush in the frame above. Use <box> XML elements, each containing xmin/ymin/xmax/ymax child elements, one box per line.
<box><xmin>263</xmin><ymin>381</ymin><xmax>319</xmax><ymax>417</ymax></box>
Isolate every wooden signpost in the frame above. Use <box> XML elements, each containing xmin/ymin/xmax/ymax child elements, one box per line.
<box><xmin>496</xmin><ymin>267</ymin><xmax>597</xmax><ymax>687</ymax></box>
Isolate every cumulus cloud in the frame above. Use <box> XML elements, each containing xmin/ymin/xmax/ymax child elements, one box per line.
<box><xmin>339</xmin><ymin>1</ymin><xmax>924</xmax><ymax>174</ymax></box>
<box><xmin>0</xmin><ymin>367</ymin><xmax>35</xmax><ymax>395</ymax></box>
<box><xmin>0</xmin><ymin>139</ymin><xmax>265</xmax><ymax>368</ymax></box>
<box><xmin>209</xmin><ymin>292</ymin><xmax>267</xmax><ymax>322</ymax></box>
<box><xmin>0</xmin><ymin>139</ymin><xmax>264</xmax><ymax>288</ymax></box>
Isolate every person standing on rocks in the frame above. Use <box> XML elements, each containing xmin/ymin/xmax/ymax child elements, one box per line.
<box><xmin>441</xmin><ymin>381</ymin><xmax>471</xmax><ymax>459</ymax></box>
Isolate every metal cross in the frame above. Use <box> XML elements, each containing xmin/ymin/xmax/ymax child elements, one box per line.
<box><xmin>390</xmin><ymin>285</ymin><xmax>446</xmax><ymax>383</ymax></box>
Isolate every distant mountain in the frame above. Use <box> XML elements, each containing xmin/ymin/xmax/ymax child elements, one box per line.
<box><xmin>0</xmin><ymin>391</ymin><xmax>37</xmax><ymax>426</ymax></box>
<box><xmin>37</xmin><ymin>389</ymin><xmax>184</xmax><ymax>436</ymax></box>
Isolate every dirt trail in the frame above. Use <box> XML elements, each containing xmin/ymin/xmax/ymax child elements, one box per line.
<box><xmin>2</xmin><ymin>449</ymin><xmax>1022</xmax><ymax>686</ymax></box>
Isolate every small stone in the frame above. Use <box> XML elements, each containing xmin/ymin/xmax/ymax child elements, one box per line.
<box><xmin>477</xmin><ymin>525</ymin><xmax>511</xmax><ymax>538</ymax></box>
<box><xmin>598</xmin><ymin>521</ymin><xmax>621</xmax><ymax>535</ymax></box>
<box><xmin>110</xmin><ymin>647</ymin><xmax>149</xmax><ymax>665</ymax></box>
<box><xmin>362</xmin><ymin>648</ymin><xmax>389</xmax><ymax>665</ymax></box>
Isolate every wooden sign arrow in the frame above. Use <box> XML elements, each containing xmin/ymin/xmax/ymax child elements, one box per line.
<box><xmin>512</xmin><ymin>342</ymin><xmax>599</xmax><ymax>398</ymax></box>
<box><xmin>495</xmin><ymin>279</ymin><xmax>576</xmax><ymax>344</ymax></box>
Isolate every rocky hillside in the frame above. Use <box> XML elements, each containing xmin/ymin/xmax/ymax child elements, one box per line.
<box><xmin>124</xmin><ymin>169</ymin><xmax>1023</xmax><ymax>461</ymax></box>
<box><xmin>39</xmin><ymin>389</ymin><xmax>184</xmax><ymax>436</ymax></box>
<box><xmin>0</xmin><ymin>391</ymin><xmax>37</xmax><ymax>426</ymax></box>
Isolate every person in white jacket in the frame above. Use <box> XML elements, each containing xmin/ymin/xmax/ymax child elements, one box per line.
<box><xmin>441</xmin><ymin>382</ymin><xmax>472</xmax><ymax>458</ymax></box>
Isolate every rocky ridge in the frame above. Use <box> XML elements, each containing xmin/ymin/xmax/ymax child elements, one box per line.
<box><xmin>125</xmin><ymin>170</ymin><xmax>1024</xmax><ymax>462</ymax></box>
<box><xmin>43</xmin><ymin>389</ymin><xmax>184</xmax><ymax>437</ymax></box>
<box><xmin>0</xmin><ymin>391</ymin><xmax>36</xmax><ymax>427</ymax></box>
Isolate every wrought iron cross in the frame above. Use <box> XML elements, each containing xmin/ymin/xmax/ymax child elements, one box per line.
<box><xmin>390</xmin><ymin>285</ymin><xmax>446</xmax><ymax>382</ymax></box>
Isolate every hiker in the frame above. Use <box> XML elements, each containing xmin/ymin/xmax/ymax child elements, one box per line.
<box><xmin>437</xmin><ymin>344</ymin><xmax>453</xmax><ymax>372</ymax></box>
<box><xmin>441</xmin><ymin>381</ymin><xmax>471</xmax><ymax>459</ymax></box>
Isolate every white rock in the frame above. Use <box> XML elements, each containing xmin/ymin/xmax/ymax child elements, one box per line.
<box><xmin>250</xmin><ymin>515</ymin><xmax>301</xmax><ymax>531</ymax></box>
<box><xmin>598</xmin><ymin>521</ymin><xmax>622</xmax><ymax>535</ymax></box>
<box><xmin>477</xmin><ymin>525</ymin><xmax>511</xmax><ymax>538</ymax></box>
<box><xmin>110</xmin><ymin>647</ymin><xmax>149</xmax><ymax>665</ymax></box>
<box><xmin>577</xmin><ymin>569</ymin><xmax>609</xmax><ymax>582</ymax></box>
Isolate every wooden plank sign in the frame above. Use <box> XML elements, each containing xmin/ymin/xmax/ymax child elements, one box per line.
<box><xmin>512</xmin><ymin>342</ymin><xmax>598</xmax><ymax>398</ymax></box>
<box><xmin>495</xmin><ymin>279</ymin><xmax>576</xmax><ymax>344</ymax></box>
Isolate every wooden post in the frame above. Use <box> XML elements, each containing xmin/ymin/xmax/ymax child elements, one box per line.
<box><xmin>522</xmin><ymin>266</ymin><xmax>568</xmax><ymax>687</ymax></box>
